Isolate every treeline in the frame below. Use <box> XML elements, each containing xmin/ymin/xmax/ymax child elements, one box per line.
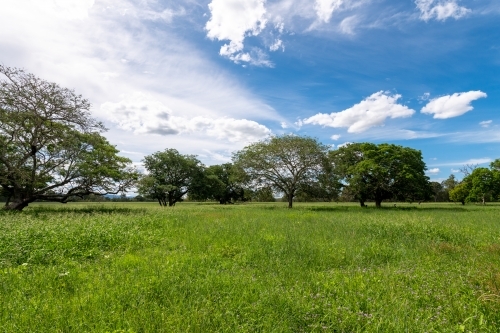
<box><xmin>138</xmin><ymin>137</ymin><xmax>500</xmax><ymax>208</ymax></box>
<box><xmin>136</xmin><ymin>137</ymin><xmax>439</xmax><ymax>208</ymax></box>
<box><xmin>2</xmin><ymin>65</ymin><xmax>499</xmax><ymax>211</ymax></box>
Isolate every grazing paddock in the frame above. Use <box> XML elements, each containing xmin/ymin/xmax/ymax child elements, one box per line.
<box><xmin>1</xmin><ymin>202</ymin><xmax>499</xmax><ymax>332</ymax></box>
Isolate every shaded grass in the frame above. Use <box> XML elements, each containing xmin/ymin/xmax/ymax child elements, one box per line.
<box><xmin>1</xmin><ymin>202</ymin><xmax>499</xmax><ymax>332</ymax></box>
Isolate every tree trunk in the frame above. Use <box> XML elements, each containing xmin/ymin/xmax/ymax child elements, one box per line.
<box><xmin>287</xmin><ymin>192</ymin><xmax>294</xmax><ymax>208</ymax></box>
<box><xmin>375</xmin><ymin>199</ymin><xmax>382</xmax><ymax>208</ymax></box>
<box><xmin>359</xmin><ymin>200</ymin><xmax>365</xmax><ymax>207</ymax></box>
<box><xmin>482</xmin><ymin>195</ymin><xmax>485</xmax><ymax>205</ymax></box>
<box><xmin>3</xmin><ymin>198</ymin><xmax>30</xmax><ymax>211</ymax></box>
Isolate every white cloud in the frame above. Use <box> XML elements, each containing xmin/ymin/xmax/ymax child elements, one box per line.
<box><xmin>204</xmin><ymin>0</ymin><xmax>373</xmax><ymax>64</ymax></box>
<box><xmin>47</xmin><ymin>0</ymin><xmax>95</xmax><ymax>20</ymax></box>
<box><xmin>419</xmin><ymin>92</ymin><xmax>431</xmax><ymax>102</ymax></box>
<box><xmin>460</xmin><ymin>158</ymin><xmax>492</xmax><ymax>165</ymax></box>
<box><xmin>421</xmin><ymin>91</ymin><xmax>487</xmax><ymax>119</ymax></box>
<box><xmin>270</xmin><ymin>39</ymin><xmax>284</xmax><ymax>51</ymax></box>
<box><xmin>339</xmin><ymin>15</ymin><xmax>358</xmax><ymax>35</ymax></box>
<box><xmin>451</xmin><ymin>168</ymin><xmax>460</xmax><ymax>173</ymax></box>
<box><xmin>303</xmin><ymin>91</ymin><xmax>415</xmax><ymax>133</ymax></box>
<box><xmin>0</xmin><ymin>0</ymin><xmax>285</xmax><ymax>163</ymax></box>
<box><xmin>100</xmin><ymin>93</ymin><xmax>271</xmax><ymax>143</ymax></box>
<box><xmin>206</xmin><ymin>0</ymin><xmax>269</xmax><ymax>65</ymax></box>
<box><xmin>480</xmin><ymin>120</ymin><xmax>492</xmax><ymax>128</ymax></box>
<box><xmin>199</xmin><ymin>150</ymin><xmax>232</xmax><ymax>163</ymax></box>
<box><xmin>427</xmin><ymin>168</ymin><xmax>440</xmax><ymax>174</ymax></box>
<box><xmin>415</xmin><ymin>0</ymin><xmax>471</xmax><ymax>21</ymax></box>
<box><xmin>337</xmin><ymin>142</ymin><xmax>352</xmax><ymax>148</ymax></box>
<box><xmin>430</xmin><ymin>158</ymin><xmax>492</xmax><ymax>167</ymax></box>
<box><xmin>331</xmin><ymin>134</ymin><xmax>341</xmax><ymax>140</ymax></box>
<box><xmin>315</xmin><ymin>0</ymin><xmax>343</xmax><ymax>23</ymax></box>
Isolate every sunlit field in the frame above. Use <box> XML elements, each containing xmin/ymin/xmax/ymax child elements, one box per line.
<box><xmin>1</xmin><ymin>202</ymin><xmax>499</xmax><ymax>332</ymax></box>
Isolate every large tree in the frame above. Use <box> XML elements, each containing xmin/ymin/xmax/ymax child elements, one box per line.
<box><xmin>464</xmin><ymin>167</ymin><xmax>499</xmax><ymax>205</ymax></box>
<box><xmin>138</xmin><ymin>149</ymin><xmax>204</xmax><ymax>207</ymax></box>
<box><xmin>0</xmin><ymin>66</ymin><xmax>137</xmax><ymax>210</ymax></box>
<box><xmin>449</xmin><ymin>165</ymin><xmax>500</xmax><ymax>205</ymax></box>
<box><xmin>233</xmin><ymin>135</ymin><xmax>329</xmax><ymax>208</ymax></box>
<box><xmin>190</xmin><ymin>163</ymin><xmax>248</xmax><ymax>204</ymax></box>
<box><xmin>330</xmin><ymin>143</ymin><xmax>432</xmax><ymax>207</ymax></box>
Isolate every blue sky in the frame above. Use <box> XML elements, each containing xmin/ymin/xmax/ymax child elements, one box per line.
<box><xmin>1</xmin><ymin>0</ymin><xmax>499</xmax><ymax>181</ymax></box>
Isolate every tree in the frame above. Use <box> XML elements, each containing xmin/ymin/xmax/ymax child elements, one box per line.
<box><xmin>295</xmin><ymin>165</ymin><xmax>341</xmax><ymax>202</ymax></box>
<box><xmin>0</xmin><ymin>65</ymin><xmax>137</xmax><ymax>210</ymax></box>
<box><xmin>330</xmin><ymin>143</ymin><xmax>432</xmax><ymax>207</ymax></box>
<box><xmin>449</xmin><ymin>181</ymin><xmax>470</xmax><ymax>205</ymax></box>
<box><xmin>466</xmin><ymin>167</ymin><xmax>499</xmax><ymax>205</ymax></box>
<box><xmin>233</xmin><ymin>135</ymin><xmax>329</xmax><ymax>208</ymax></box>
<box><xmin>251</xmin><ymin>186</ymin><xmax>275</xmax><ymax>202</ymax></box>
<box><xmin>189</xmin><ymin>163</ymin><xmax>248</xmax><ymax>204</ymax></box>
<box><xmin>138</xmin><ymin>149</ymin><xmax>204</xmax><ymax>207</ymax></box>
<box><xmin>430</xmin><ymin>181</ymin><xmax>447</xmax><ymax>202</ymax></box>
<box><xmin>490</xmin><ymin>159</ymin><xmax>500</xmax><ymax>171</ymax></box>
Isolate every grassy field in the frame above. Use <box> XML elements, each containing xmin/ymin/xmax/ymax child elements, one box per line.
<box><xmin>1</xmin><ymin>202</ymin><xmax>499</xmax><ymax>332</ymax></box>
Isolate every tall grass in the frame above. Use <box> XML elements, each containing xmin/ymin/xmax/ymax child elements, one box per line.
<box><xmin>1</xmin><ymin>202</ymin><xmax>499</xmax><ymax>332</ymax></box>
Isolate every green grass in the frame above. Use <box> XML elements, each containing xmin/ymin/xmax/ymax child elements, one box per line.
<box><xmin>1</xmin><ymin>202</ymin><xmax>499</xmax><ymax>332</ymax></box>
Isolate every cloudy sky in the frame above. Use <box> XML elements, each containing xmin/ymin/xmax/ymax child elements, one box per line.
<box><xmin>1</xmin><ymin>0</ymin><xmax>499</xmax><ymax>180</ymax></box>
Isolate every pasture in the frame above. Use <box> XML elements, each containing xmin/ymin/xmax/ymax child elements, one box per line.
<box><xmin>1</xmin><ymin>202</ymin><xmax>499</xmax><ymax>332</ymax></box>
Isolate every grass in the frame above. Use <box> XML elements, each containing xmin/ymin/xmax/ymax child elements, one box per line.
<box><xmin>1</xmin><ymin>202</ymin><xmax>499</xmax><ymax>332</ymax></box>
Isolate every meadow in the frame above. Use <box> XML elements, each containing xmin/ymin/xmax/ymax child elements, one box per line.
<box><xmin>0</xmin><ymin>202</ymin><xmax>499</xmax><ymax>332</ymax></box>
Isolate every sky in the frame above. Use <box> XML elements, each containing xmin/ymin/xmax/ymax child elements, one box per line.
<box><xmin>1</xmin><ymin>0</ymin><xmax>499</xmax><ymax>181</ymax></box>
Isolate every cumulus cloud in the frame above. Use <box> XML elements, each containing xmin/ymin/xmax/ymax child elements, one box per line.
<box><xmin>270</xmin><ymin>39</ymin><xmax>284</xmax><ymax>51</ymax></box>
<box><xmin>48</xmin><ymin>0</ymin><xmax>96</xmax><ymax>20</ymax></box>
<box><xmin>205</xmin><ymin>0</ymin><xmax>370</xmax><ymax>64</ymax></box>
<box><xmin>206</xmin><ymin>0</ymin><xmax>269</xmax><ymax>65</ymax></box>
<box><xmin>480</xmin><ymin>120</ymin><xmax>492</xmax><ymax>128</ymax></box>
<box><xmin>315</xmin><ymin>0</ymin><xmax>343</xmax><ymax>23</ymax></box>
<box><xmin>421</xmin><ymin>91</ymin><xmax>487</xmax><ymax>119</ymax></box>
<box><xmin>302</xmin><ymin>91</ymin><xmax>415</xmax><ymax>133</ymax></box>
<box><xmin>415</xmin><ymin>0</ymin><xmax>470</xmax><ymax>21</ymax></box>
<box><xmin>331</xmin><ymin>134</ymin><xmax>341</xmax><ymax>140</ymax></box>
<box><xmin>427</xmin><ymin>168</ymin><xmax>440</xmax><ymax>174</ymax></box>
<box><xmin>100</xmin><ymin>93</ymin><xmax>271</xmax><ymax>143</ymax></box>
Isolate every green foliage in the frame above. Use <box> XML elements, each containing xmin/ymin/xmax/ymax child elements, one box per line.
<box><xmin>449</xmin><ymin>167</ymin><xmax>500</xmax><ymax>205</ymax></box>
<box><xmin>1</xmin><ymin>202</ymin><xmax>500</xmax><ymax>332</ymax></box>
<box><xmin>190</xmin><ymin>163</ymin><xmax>248</xmax><ymax>204</ymax></box>
<box><xmin>138</xmin><ymin>149</ymin><xmax>204</xmax><ymax>207</ymax></box>
<box><xmin>0</xmin><ymin>66</ymin><xmax>137</xmax><ymax>210</ymax></box>
<box><xmin>250</xmin><ymin>186</ymin><xmax>275</xmax><ymax>202</ymax></box>
<box><xmin>330</xmin><ymin>143</ymin><xmax>432</xmax><ymax>207</ymax></box>
<box><xmin>490</xmin><ymin>159</ymin><xmax>500</xmax><ymax>171</ymax></box>
<box><xmin>465</xmin><ymin>168</ymin><xmax>500</xmax><ymax>204</ymax></box>
<box><xmin>233</xmin><ymin>135</ymin><xmax>330</xmax><ymax>208</ymax></box>
<box><xmin>449</xmin><ymin>182</ymin><xmax>471</xmax><ymax>205</ymax></box>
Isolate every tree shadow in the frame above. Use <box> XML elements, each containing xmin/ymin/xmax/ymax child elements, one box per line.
<box><xmin>306</xmin><ymin>205</ymin><xmax>468</xmax><ymax>212</ymax></box>
<box><xmin>2</xmin><ymin>205</ymin><xmax>147</xmax><ymax>216</ymax></box>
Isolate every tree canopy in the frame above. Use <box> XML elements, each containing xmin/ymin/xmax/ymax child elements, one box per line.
<box><xmin>189</xmin><ymin>163</ymin><xmax>248</xmax><ymax>204</ymax></box>
<box><xmin>233</xmin><ymin>135</ymin><xmax>329</xmax><ymax>208</ymax></box>
<box><xmin>0</xmin><ymin>66</ymin><xmax>137</xmax><ymax>210</ymax></box>
<box><xmin>330</xmin><ymin>143</ymin><xmax>431</xmax><ymax>207</ymax></box>
<box><xmin>138</xmin><ymin>149</ymin><xmax>204</xmax><ymax>207</ymax></box>
<box><xmin>450</xmin><ymin>166</ymin><xmax>500</xmax><ymax>205</ymax></box>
